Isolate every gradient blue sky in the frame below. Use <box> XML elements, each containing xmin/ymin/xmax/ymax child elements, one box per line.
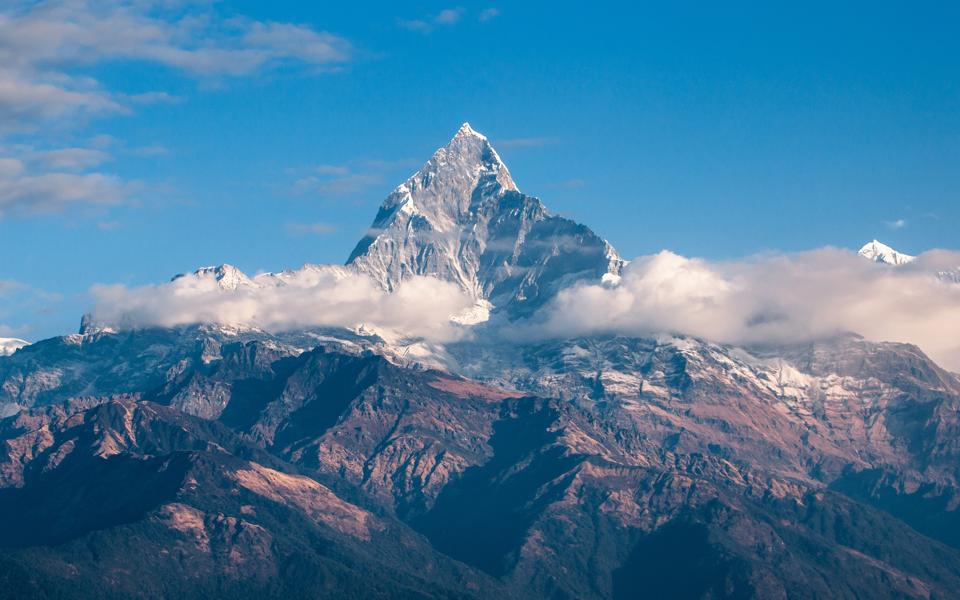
<box><xmin>2</xmin><ymin>1</ymin><xmax>958</xmax><ymax>341</ymax></box>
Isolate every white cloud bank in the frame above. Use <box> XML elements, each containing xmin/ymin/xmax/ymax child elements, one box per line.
<box><xmin>516</xmin><ymin>248</ymin><xmax>960</xmax><ymax>370</ymax></box>
<box><xmin>87</xmin><ymin>266</ymin><xmax>475</xmax><ymax>343</ymax></box>
<box><xmin>83</xmin><ymin>247</ymin><xmax>960</xmax><ymax>370</ymax></box>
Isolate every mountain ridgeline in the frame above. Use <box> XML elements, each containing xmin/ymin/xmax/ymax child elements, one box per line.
<box><xmin>2</xmin><ymin>125</ymin><xmax>960</xmax><ymax>599</ymax></box>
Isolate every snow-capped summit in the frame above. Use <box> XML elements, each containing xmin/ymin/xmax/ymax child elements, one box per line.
<box><xmin>0</xmin><ymin>337</ymin><xmax>28</xmax><ymax>356</ymax></box>
<box><xmin>347</xmin><ymin>123</ymin><xmax>623</xmax><ymax>316</ymax></box>
<box><xmin>356</xmin><ymin>121</ymin><xmax>519</xmax><ymax>240</ymax></box>
<box><xmin>858</xmin><ymin>240</ymin><xmax>915</xmax><ymax>265</ymax></box>
<box><xmin>454</xmin><ymin>121</ymin><xmax>487</xmax><ymax>141</ymax></box>
<box><xmin>173</xmin><ymin>264</ymin><xmax>255</xmax><ymax>290</ymax></box>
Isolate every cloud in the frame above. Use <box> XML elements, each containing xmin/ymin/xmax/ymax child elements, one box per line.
<box><xmin>434</xmin><ymin>8</ymin><xmax>465</xmax><ymax>25</ymax></box>
<box><xmin>0</xmin><ymin>280</ymin><xmax>25</xmax><ymax>296</ymax></box>
<box><xmin>496</xmin><ymin>136</ymin><xmax>558</xmax><ymax>149</ymax></box>
<box><xmin>0</xmin><ymin>1</ymin><xmax>353</xmax><ymax>129</ymax></box>
<box><xmin>131</xmin><ymin>144</ymin><xmax>169</xmax><ymax>157</ymax></box>
<box><xmin>886</xmin><ymin>218</ymin><xmax>907</xmax><ymax>230</ymax></box>
<box><xmin>126</xmin><ymin>91</ymin><xmax>180</xmax><ymax>106</ymax></box>
<box><xmin>0</xmin><ymin>2</ymin><xmax>354</xmax><ymax>217</ymax></box>
<box><xmin>88</xmin><ymin>268</ymin><xmax>475</xmax><ymax>343</ymax></box>
<box><xmin>293</xmin><ymin>173</ymin><xmax>383</xmax><ymax>196</ymax></box>
<box><xmin>399</xmin><ymin>7</ymin><xmax>466</xmax><ymax>33</ymax></box>
<box><xmin>0</xmin><ymin>279</ymin><xmax>62</xmax><ymax>338</ymax></box>
<box><xmin>398</xmin><ymin>19</ymin><xmax>432</xmax><ymax>33</ymax></box>
<box><xmin>0</xmin><ymin>143</ymin><xmax>136</xmax><ymax>217</ymax></box>
<box><xmin>0</xmin><ymin>154</ymin><xmax>133</xmax><ymax>216</ymax></box>
<box><xmin>288</xmin><ymin>159</ymin><xmax>417</xmax><ymax>198</ymax></box>
<box><xmin>514</xmin><ymin>247</ymin><xmax>960</xmax><ymax>370</ymax></box>
<box><xmin>286</xmin><ymin>221</ymin><xmax>337</xmax><ymax>236</ymax></box>
<box><xmin>546</xmin><ymin>178</ymin><xmax>585</xmax><ymax>190</ymax></box>
<box><xmin>478</xmin><ymin>8</ymin><xmax>500</xmax><ymax>22</ymax></box>
<box><xmin>34</xmin><ymin>147</ymin><xmax>111</xmax><ymax>169</ymax></box>
<box><xmin>0</xmin><ymin>67</ymin><xmax>124</xmax><ymax>128</ymax></box>
<box><xmin>314</xmin><ymin>164</ymin><xmax>350</xmax><ymax>175</ymax></box>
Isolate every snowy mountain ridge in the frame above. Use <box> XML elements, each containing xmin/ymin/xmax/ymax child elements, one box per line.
<box><xmin>858</xmin><ymin>239</ymin><xmax>915</xmax><ymax>265</ymax></box>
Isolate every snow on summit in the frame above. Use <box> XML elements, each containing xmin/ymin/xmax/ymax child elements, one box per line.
<box><xmin>346</xmin><ymin>123</ymin><xmax>623</xmax><ymax>312</ymax></box>
<box><xmin>858</xmin><ymin>240</ymin><xmax>915</xmax><ymax>265</ymax></box>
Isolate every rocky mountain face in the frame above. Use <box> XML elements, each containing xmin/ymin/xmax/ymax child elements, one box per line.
<box><xmin>348</xmin><ymin>123</ymin><xmax>624</xmax><ymax>318</ymax></box>
<box><xmin>3</xmin><ymin>126</ymin><xmax>960</xmax><ymax>599</ymax></box>
<box><xmin>4</xmin><ymin>334</ymin><xmax>960</xmax><ymax>598</ymax></box>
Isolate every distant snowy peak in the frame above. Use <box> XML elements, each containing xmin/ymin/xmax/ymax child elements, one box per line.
<box><xmin>173</xmin><ymin>263</ymin><xmax>355</xmax><ymax>290</ymax></box>
<box><xmin>856</xmin><ymin>239</ymin><xmax>960</xmax><ymax>284</ymax></box>
<box><xmin>347</xmin><ymin>122</ymin><xmax>623</xmax><ymax>317</ymax></box>
<box><xmin>858</xmin><ymin>240</ymin><xmax>915</xmax><ymax>265</ymax></box>
<box><xmin>173</xmin><ymin>264</ymin><xmax>255</xmax><ymax>290</ymax></box>
<box><xmin>0</xmin><ymin>338</ymin><xmax>28</xmax><ymax>356</ymax></box>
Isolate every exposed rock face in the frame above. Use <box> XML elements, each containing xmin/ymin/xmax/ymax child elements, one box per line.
<box><xmin>0</xmin><ymin>398</ymin><xmax>511</xmax><ymax>599</ymax></box>
<box><xmin>5</xmin><ymin>334</ymin><xmax>960</xmax><ymax>598</ymax></box>
<box><xmin>348</xmin><ymin>123</ymin><xmax>623</xmax><ymax>317</ymax></box>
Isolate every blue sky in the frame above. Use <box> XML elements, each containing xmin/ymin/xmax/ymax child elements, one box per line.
<box><xmin>1</xmin><ymin>1</ymin><xmax>958</xmax><ymax>341</ymax></box>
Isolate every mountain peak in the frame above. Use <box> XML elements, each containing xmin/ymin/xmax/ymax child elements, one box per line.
<box><xmin>433</xmin><ymin>122</ymin><xmax>516</xmax><ymax>193</ymax></box>
<box><xmin>858</xmin><ymin>240</ymin><xmax>915</xmax><ymax>265</ymax></box>
<box><xmin>172</xmin><ymin>264</ymin><xmax>255</xmax><ymax>290</ymax></box>
<box><xmin>454</xmin><ymin>122</ymin><xmax>485</xmax><ymax>141</ymax></box>
<box><xmin>347</xmin><ymin>126</ymin><xmax>623</xmax><ymax>316</ymax></box>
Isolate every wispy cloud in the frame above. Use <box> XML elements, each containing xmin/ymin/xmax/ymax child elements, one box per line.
<box><xmin>294</xmin><ymin>173</ymin><xmax>383</xmax><ymax>196</ymax></box>
<box><xmin>399</xmin><ymin>7</ymin><xmax>466</xmax><ymax>33</ymax></box>
<box><xmin>131</xmin><ymin>145</ymin><xmax>169</xmax><ymax>157</ymax></box>
<box><xmin>289</xmin><ymin>158</ymin><xmax>417</xmax><ymax>198</ymax></box>
<box><xmin>0</xmin><ymin>280</ymin><xmax>26</xmax><ymax>296</ymax></box>
<box><xmin>0</xmin><ymin>1</ymin><xmax>356</xmax><ymax>219</ymax></box>
<box><xmin>0</xmin><ymin>152</ymin><xmax>134</xmax><ymax>217</ymax></box>
<box><xmin>0</xmin><ymin>279</ymin><xmax>62</xmax><ymax>338</ymax></box>
<box><xmin>97</xmin><ymin>220</ymin><xmax>121</xmax><ymax>231</ymax></box>
<box><xmin>286</xmin><ymin>221</ymin><xmax>337</xmax><ymax>236</ymax></box>
<box><xmin>33</xmin><ymin>147</ymin><xmax>111</xmax><ymax>170</ymax></box>
<box><xmin>547</xmin><ymin>178</ymin><xmax>585</xmax><ymax>189</ymax></box>
<box><xmin>886</xmin><ymin>218</ymin><xmax>907</xmax><ymax>230</ymax></box>
<box><xmin>496</xmin><ymin>136</ymin><xmax>558</xmax><ymax>149</ymax></box>
<box><xmin>314</xmin><ymin>164</ymin><xmax>351</xmax><ymax>175</ymax></box>
<box><xmin>478</xmin><ymin>8</ymin><xmax>500</xmax><ymax>22</ymax></box>
<box><xmin>0</xmin><ymin>1</ymin><xmax>354</xmax><ymax>130</ymax></box>
<box><xmin>434</xmin><ymin>8</ymin><xmax>465</xmax><ymax>25</ymax></box>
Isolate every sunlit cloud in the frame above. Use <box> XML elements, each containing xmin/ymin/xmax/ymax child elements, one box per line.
<box><xmin>514</xmin><ymin>247</ymin><xmax>960</xmax><ymax>370</ymax></box>
<box><xmin>88</xmin><ymin>266</ymin><xmax>474</xmax><ymax>343</ymax></box>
